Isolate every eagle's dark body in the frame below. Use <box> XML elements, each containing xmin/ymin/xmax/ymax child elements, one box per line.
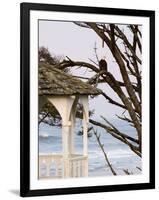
<box><xmin>99</xmin><ymin>59</ymin><xmax>107</xmax><ymax>71</ymax></box>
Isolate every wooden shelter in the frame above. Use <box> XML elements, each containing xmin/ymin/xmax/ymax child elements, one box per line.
<box><xmin>38</xmin><ymin>63</ymin><xmax>101</xmax><ymax>179</ymax></box>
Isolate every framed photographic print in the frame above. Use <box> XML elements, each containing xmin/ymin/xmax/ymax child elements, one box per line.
<box><xmin>20</xmin><ymin>2</ymin><xmax>155</xmax><ymax>197</ymax></box>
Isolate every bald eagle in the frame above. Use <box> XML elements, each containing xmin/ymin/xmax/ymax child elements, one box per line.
<box><xmin>99</xmin><ymin>59</ymin><xmax>107</xmax><ymax>72</ymax></box>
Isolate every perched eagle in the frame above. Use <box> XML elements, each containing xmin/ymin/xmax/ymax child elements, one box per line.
<box><xmin>99</xmin><ymin>58</ymin><xmax>107</xmax><ymax>72</ymax></box>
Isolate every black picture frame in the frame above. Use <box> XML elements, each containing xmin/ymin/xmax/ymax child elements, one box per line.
<box><xmin>20</xmin><ymin>2</ymin><xmax>155</xmax><ymax>197</ymax></box>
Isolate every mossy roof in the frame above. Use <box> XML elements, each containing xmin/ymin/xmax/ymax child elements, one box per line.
<box><xmin>39</xmin><ymin>63</ymin><xmax>102</xmax><ymax>96</ymax></box>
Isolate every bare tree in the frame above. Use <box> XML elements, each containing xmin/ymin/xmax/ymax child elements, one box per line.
<box><xmin>39</xmin><ymin>23</ymin><xmax>142</xmax><ymax>158</ymax></box>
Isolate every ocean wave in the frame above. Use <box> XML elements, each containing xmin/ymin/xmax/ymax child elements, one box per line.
<box><xmin>39</xmin><ymin>132</ymin><xmax>60</xmax><ymax>140</ymax></box>
<box><xmin>88</xmin><ymin>148</ymin><xmax>135</xmax><ymax>160</ymax></box>
<box><xmin>39</xmin><ymin>132</ymin><xmax>49</xmax><ymax>138</ymax></box>
<box><xmin>107</xmin><ymin>149</ymin><xmax>134</xmax><ymax>159</ymax></box>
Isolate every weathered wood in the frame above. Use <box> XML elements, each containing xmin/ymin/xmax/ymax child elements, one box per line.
<box><xmin>39</xmin><ymin>63</ymin><xmax>102</xmax><ymax>96</ymax></box>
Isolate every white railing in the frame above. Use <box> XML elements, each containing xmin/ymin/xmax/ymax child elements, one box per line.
<box><xmin>39</xmin><ymin>153</ymin><xmax>88</xmax><ymax>179</ymax></box>
<box><xmin>69</xmin><ymin>155</ymin><xmax>88</xmax><ymax>177</ymax></box>
<box><xmin>39</xmin><ymin>153</ymin><xmax>63</xmax><ymax>179</ymax></box>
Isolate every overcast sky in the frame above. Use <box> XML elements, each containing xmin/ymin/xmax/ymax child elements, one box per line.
<box><xmin>39</xmin><ymin>20</ymin><xmax>132</xmax><ymax>120</ymax></box>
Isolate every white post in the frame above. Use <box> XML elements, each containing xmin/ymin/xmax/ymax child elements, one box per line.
<box><xmin>80</xmin><ymin>96</ymin><xmax>89</xmax><ymax>176</ymax></box>
<box><xmin>83</xmin><ymin>113</ymin><xmax>88</xmax><ymax>156</ymax></box>
<box><xmin>83</xmin><ymin>111</ymin><xmax>88</xmax><ymax>176</ymax></box>
<box><xmin>68</xmin><ymin>96</ymin><xmax>80</xmax><ymax>177</ymax></box>
<box><xmin>69</xmin><ymin>113</ymin><xmax>75</xmax><ymax>155</ymax></box>
<box><xmin>62</xmin><ymin>122</ymin><xmax>70</xmax><ymax>178</ymax></box>
<box><xmin>68</xmin><ymin>96</ymin><xmax>78</xmax><ymax>155</ymax></box>
<box><xmin>62</xmin><ymin>124</ymin><xmax>69</xmax><ymax>157</ymax></box>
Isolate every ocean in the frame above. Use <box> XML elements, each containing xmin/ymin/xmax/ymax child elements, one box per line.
<box><xmin>39</xmin><ymin>119</ymin><xmax>141</xmax><ymax>176</ymax></box>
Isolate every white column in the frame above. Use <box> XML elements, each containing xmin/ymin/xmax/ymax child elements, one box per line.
<box><xmin>80</xmin><ymin>96</ymin><xmax>89</xmax><ymax>156</ymax></box>
<box><xmin>62</xmin><ymin>123</ymin><xmax>70</xmax><ymax>158</ymax></box>
<box><xmin>47</xmin><ymin>96</ymin><xmax>75</xmax><ymax>178</ymax></box>
<box><xmin>68</xmin><ymin>96</ymin><xmax>78</xmax><ymax>155</ymax></box>
<box><xmin>82</xmin><ymin>113</ymin><xmax>88</xmax><ymax>156</ymax></box>
<box><xmin>62</xmin><ymin>123</ymin><xmax>70</xmax><ymax>178</ymax></box>
<box><xmin>69</xmin><ymin>113</ymin><xmax>75</xmax><ymax>155</ymax></box>
<box><xmin>80</xmin><ymin>96</ymin><xmax>89</xmax><ymax>176</ymax></box>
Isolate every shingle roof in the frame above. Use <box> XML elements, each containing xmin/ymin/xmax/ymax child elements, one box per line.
<box><xmin>39</xmin><ymin>63</ymin><xmax>102</xmax><ymax>96</ymax></box>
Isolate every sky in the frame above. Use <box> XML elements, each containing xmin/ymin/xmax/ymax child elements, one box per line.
<box><xmin>38</xmin><ymin>20</ymin><xmax>135</xmax><ymax>121</ymax></box>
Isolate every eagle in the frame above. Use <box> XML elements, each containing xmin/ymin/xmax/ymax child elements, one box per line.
<box><xmin>99</xmin><ymin>58</ymin><xmax>107</xmax><ymax>72</ymax></box>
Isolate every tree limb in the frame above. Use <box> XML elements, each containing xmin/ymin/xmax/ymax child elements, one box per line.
<box><xmin>89</xmin><ymin>118</ymin><xmax>141</xmax><ymax>157</ymax></box>
<box><xmin>93</xmin><ymin>128</ymin><xmax>117</xmax><ymax>175</ymax></box>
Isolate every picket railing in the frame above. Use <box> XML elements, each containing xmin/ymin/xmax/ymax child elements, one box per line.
<box><xmin>39</xmin><ymin>153</ymin><xmax>88</xmax><ymax>179</ymax></box>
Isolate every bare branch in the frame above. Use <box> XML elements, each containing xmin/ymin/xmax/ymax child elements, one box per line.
<box><xmin>89</xmin><ymin>118</ymin><xmax>141</xmax><ymax>157</ymax></box>
<box><xmin>93</xmin><ymin>128</ymin><xmax>117</xmax><ymax>175</ymax></box>
<box><xmin>58</xmin><ymin>60</ymin><xmax>99</xmax><ymax>73</ymax></box>
<box><xmin>114</xmin><ymin>26</ymin><xmax>142</xmax><ymax>64</ymax></box>
<box><xmin>100</xmin><ymin>116</ymin><xmax>139</xmax><ymax>144</ymax></box>
<box><xmin>39</xmin><ymin>112</ymin><xmax>49</xmax><ymax>124</ymax></box>
<box><xmin>136</xmin><ymin>166</ymin><xmax>142</xmax><ymax>171</ymax></box>
<box><xmin>116</xmin><ymin>114</ymin><xmax>134</xmax><ymax>125</ymax></box>
<box><xmin>93</xmin><ymin>42</ymin><xmax>100</xmax><ymax>63</ymax></box>
<box><xmin>129</xmin><ymin>25</ymin><xmax>142</xmax><ymax>53</ymax></box>
<box><xmin>123</xmin><ymin>169</ymin><xmax>133</xmax><ymax>175</ymax></box>
<box><xmin>101</xmin><ymin>92</ymin><xmax>127</xmax><ymax>109</ymax></box>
